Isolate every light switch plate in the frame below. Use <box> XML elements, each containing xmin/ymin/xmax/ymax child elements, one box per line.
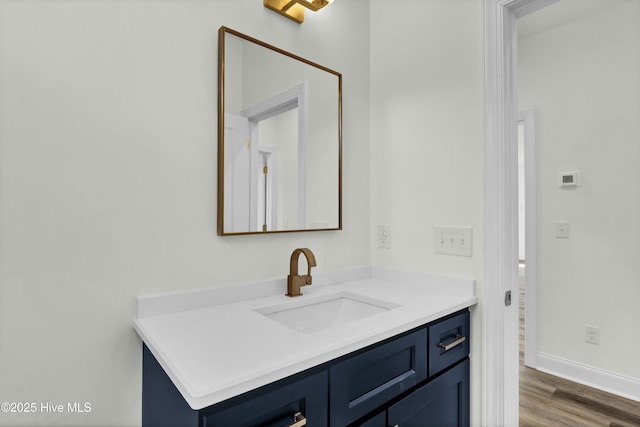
<box><xmin>434</xmin><ymin>226</ymin><xmax>472</xmax><ymax>257</ymax></box>
<box><xmin>555</xmin><ymin>221</ymin><xmax>570</xmax><ymax>238</ymax></box>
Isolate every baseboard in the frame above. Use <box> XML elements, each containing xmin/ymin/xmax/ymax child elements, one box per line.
<box><xmin>536</xmin><ymin>352</ymin><xmax>640</xmax><ymax>402</ymax></box>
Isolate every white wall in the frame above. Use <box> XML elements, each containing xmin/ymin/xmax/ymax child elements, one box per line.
<box><xmin>518</xmin><ymin>1</ymin><xmax>640</xmax><ymax>379</ymax></box>
<box><xmin>0</xmin><ymin>1</ymin><xmax>370</xmax><ymax>426</ymax></box>
<box><xmin>369</xmin><ymin>0</ymin><xmax>484</xmax><ymax>423</ymax></box>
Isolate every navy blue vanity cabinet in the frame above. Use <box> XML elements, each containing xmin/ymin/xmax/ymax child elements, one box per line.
<box><xmin>428</xmin><ymin>310</ymin><xmax>470</xmax><ymax>378</ymax></box>
<box><xmin>201</xmin><ymin>371</ymin><xmax>328</xmax><ymax>427</ymax></box>
<box><xmin>350</xmin><ymin>311</ymin><xmax>471</xmax><ymax>427</ymax></box>
<box><xmin>142</xmin><ymin>345</ymin><xmax>199</xmax><ymax>427</ymax></box>
<box><xmin>142</xmin><ymin>345</ymin><xmax>328</xmax><ymax>427</ymax></box>
<box><xmin>329</xmin><ymin>329</ymin><xmax>427</xmax><ymax>426</ymax></box>
<box><xmin>381</xmin><ymin>310</ymin><xmax>470</xmax><ymax>427</ymax></box>
<box><xmin>142</xmin><ymin>309</ymin><xmax>471</xmax><ymax>427</ymax></box>
<box><xmin>387</xmin><ymin>359</ymin><xmax>470</xmax><ymax>427</ymax></box>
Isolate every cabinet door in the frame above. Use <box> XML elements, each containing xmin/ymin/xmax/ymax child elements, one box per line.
<box><xmin>359</xmin><ymin>411</ymin><xmax>386</xmax><ymax>427</ymax></box>
<box><xmin>201</xmin><ymin>371</ymin><xmax>328</xmax><ymax>427</ymax></box>
<box><xmin>387</xmin><ymin>359</ymin><xmax>469</xmax><ymax>427</ymax></box>
<box><xmin>330</xmin><ymin>329</ymin><xmax>427</xmax><ymax>427</ymax></box>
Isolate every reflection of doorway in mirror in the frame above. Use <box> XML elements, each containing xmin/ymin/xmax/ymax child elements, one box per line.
<box><xmin>222</xmin><ymin>83</ymin><xmax>308</xmax><ymax>233</ymax></box>
<box><xmin>224</xmin><ymin>100</ymin><xmax>300</xmax><ymax>233</ymax></box>
<box><xmin>219</xmin><ymin>27</ymin><xmax>342</xmax><ymax>235</ymax></box>
<box><xmin>256</xmin><ymin>109</ymin><xmax>298</xmax><ymax>230</ymax></box>
<box><xmin>243</xmin><ymin>83</ymin><xmax>308</xmax><ymax>231</ymax></box>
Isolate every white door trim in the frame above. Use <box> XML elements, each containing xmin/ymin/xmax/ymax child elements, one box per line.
<box><xmin>519</xmin><ymin>109</ymin><xmax>537</xmax><ymax>369</ymax></box>
<box><xmin>483</xmin><ymin>0</ymin><xmax>556</xmax><ymax>425</ymax></box>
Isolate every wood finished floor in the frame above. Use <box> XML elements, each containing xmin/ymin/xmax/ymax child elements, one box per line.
<box><xmin>518</xmin><ymin>266</ymin><xmax>640</xmax><ymax>426</ymax></box>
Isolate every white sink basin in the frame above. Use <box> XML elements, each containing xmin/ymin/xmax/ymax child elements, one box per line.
<box><xmin>255</xmin><ymin>292</ymin><xmax>400</xmax><ymax>334</ymax></box>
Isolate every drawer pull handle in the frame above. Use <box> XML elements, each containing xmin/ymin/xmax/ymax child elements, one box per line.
<box><xmin>288</xmin><ymin>412</ymin><xmax>306</xmax><ymax>427</ymax></box>
<box><xmin>439</xmin><ymin>334</ymin><xmax>466</xmax><ymax>352</ymax></box>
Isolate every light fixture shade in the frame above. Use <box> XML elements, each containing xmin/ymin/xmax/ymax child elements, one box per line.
<box><xmin>264</xmin><ymin>0</ymin><xmax>334</xmax><ymax>24</ymax></box>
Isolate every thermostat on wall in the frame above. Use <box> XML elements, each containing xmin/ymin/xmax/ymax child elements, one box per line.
<box><xmin>557</xmin><ymin>171</ymin><xmax>580</xmax><ymax>188</ymax></box>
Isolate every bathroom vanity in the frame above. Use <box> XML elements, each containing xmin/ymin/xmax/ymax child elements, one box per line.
<box><xmin>134</xmin><ymin>267</ymin><xmax>476</xmax><ymax>427</ymax></box>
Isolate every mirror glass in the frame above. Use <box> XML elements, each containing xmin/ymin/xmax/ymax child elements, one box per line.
<box><xmin>218</xmin><ymin>27</ymin><xmax>342</xmax><ymax>235</ymax></box>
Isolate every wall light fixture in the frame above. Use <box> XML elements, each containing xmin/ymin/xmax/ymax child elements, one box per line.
<box><xmin>264</xmin><ymin>0</ymin><xmax>334</xmax><ymax>24</ymax></box>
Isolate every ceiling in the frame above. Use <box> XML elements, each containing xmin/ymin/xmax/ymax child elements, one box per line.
<box><xmin>517</xmin><ymin>0</ymin><xmax>632</xmax><ymax>40</ymax></box>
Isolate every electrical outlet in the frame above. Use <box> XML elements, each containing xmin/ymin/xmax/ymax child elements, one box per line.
<box><xmin>434</xmin><ymin>226</ymin><xmax>472</xmax><ymax>256</ymax></box>
<box><xmin>377</xmin><ymin>225</ymin><xmax>391</xmax><ymax>249</ymax></box>
<box><xmin>585</xmin><ymin>325</ymin><xmax>600</xmax><ymax>345</ymax></box>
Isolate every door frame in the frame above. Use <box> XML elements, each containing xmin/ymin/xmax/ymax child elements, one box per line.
<box><xmin>518</xmin><ymin>109</ymin><xmax>537</xmax><ymax>369</ymax></box>
<box><xmin>483</xmin><ymin>0</ymin><xmax>557</xmax><ymax>425</ymax></box>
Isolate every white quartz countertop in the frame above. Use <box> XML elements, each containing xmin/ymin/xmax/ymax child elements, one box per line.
<box><xmin>133</xmin><ymin>267</ymin><xmax>477</xmax><ymax>410</ymax></box>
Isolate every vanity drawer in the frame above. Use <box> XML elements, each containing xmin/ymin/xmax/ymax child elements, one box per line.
<box><xmin>201</xmin><ymin>371</ymin><xmax>328</xmax><ymax>427</ymax></box>
<box><xmin>329</xmin><ymin>329</ymin><xmax>427</xmax><ymax>427</ymax></box>
<box><xmin>428</xmin><ymin>310</ymin><xmax>470</xmax><ymax>377</ymax></box>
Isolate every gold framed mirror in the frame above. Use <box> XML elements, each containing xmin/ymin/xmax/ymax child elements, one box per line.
<box><xmin>217</xmin><ymin>27</ymin><xmax>342</xmax><ymax>236</ymax></box>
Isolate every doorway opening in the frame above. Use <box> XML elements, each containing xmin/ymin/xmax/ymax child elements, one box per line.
<box><xmin>484</xmin><ymin>0</ymin><xmax>640</xmax><ymax>425</ymax></box>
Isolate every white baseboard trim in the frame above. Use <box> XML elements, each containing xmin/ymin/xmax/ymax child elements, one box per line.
<box><xmin>536</xmin><ymin>352</ymin><xmax>640</xmax><ymax>402</ymax></box>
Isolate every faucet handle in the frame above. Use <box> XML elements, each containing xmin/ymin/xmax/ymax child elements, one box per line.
<box><xmin>306</xmin><ymin>263</ymin><xmax>314</xmax><ymax>283</ymax></box>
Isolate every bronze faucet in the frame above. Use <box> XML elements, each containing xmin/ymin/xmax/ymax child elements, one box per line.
<box><xmin>286</xmin><ymin>248</ymin><xmax>316</xmax><ymax>297</ymax></box>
